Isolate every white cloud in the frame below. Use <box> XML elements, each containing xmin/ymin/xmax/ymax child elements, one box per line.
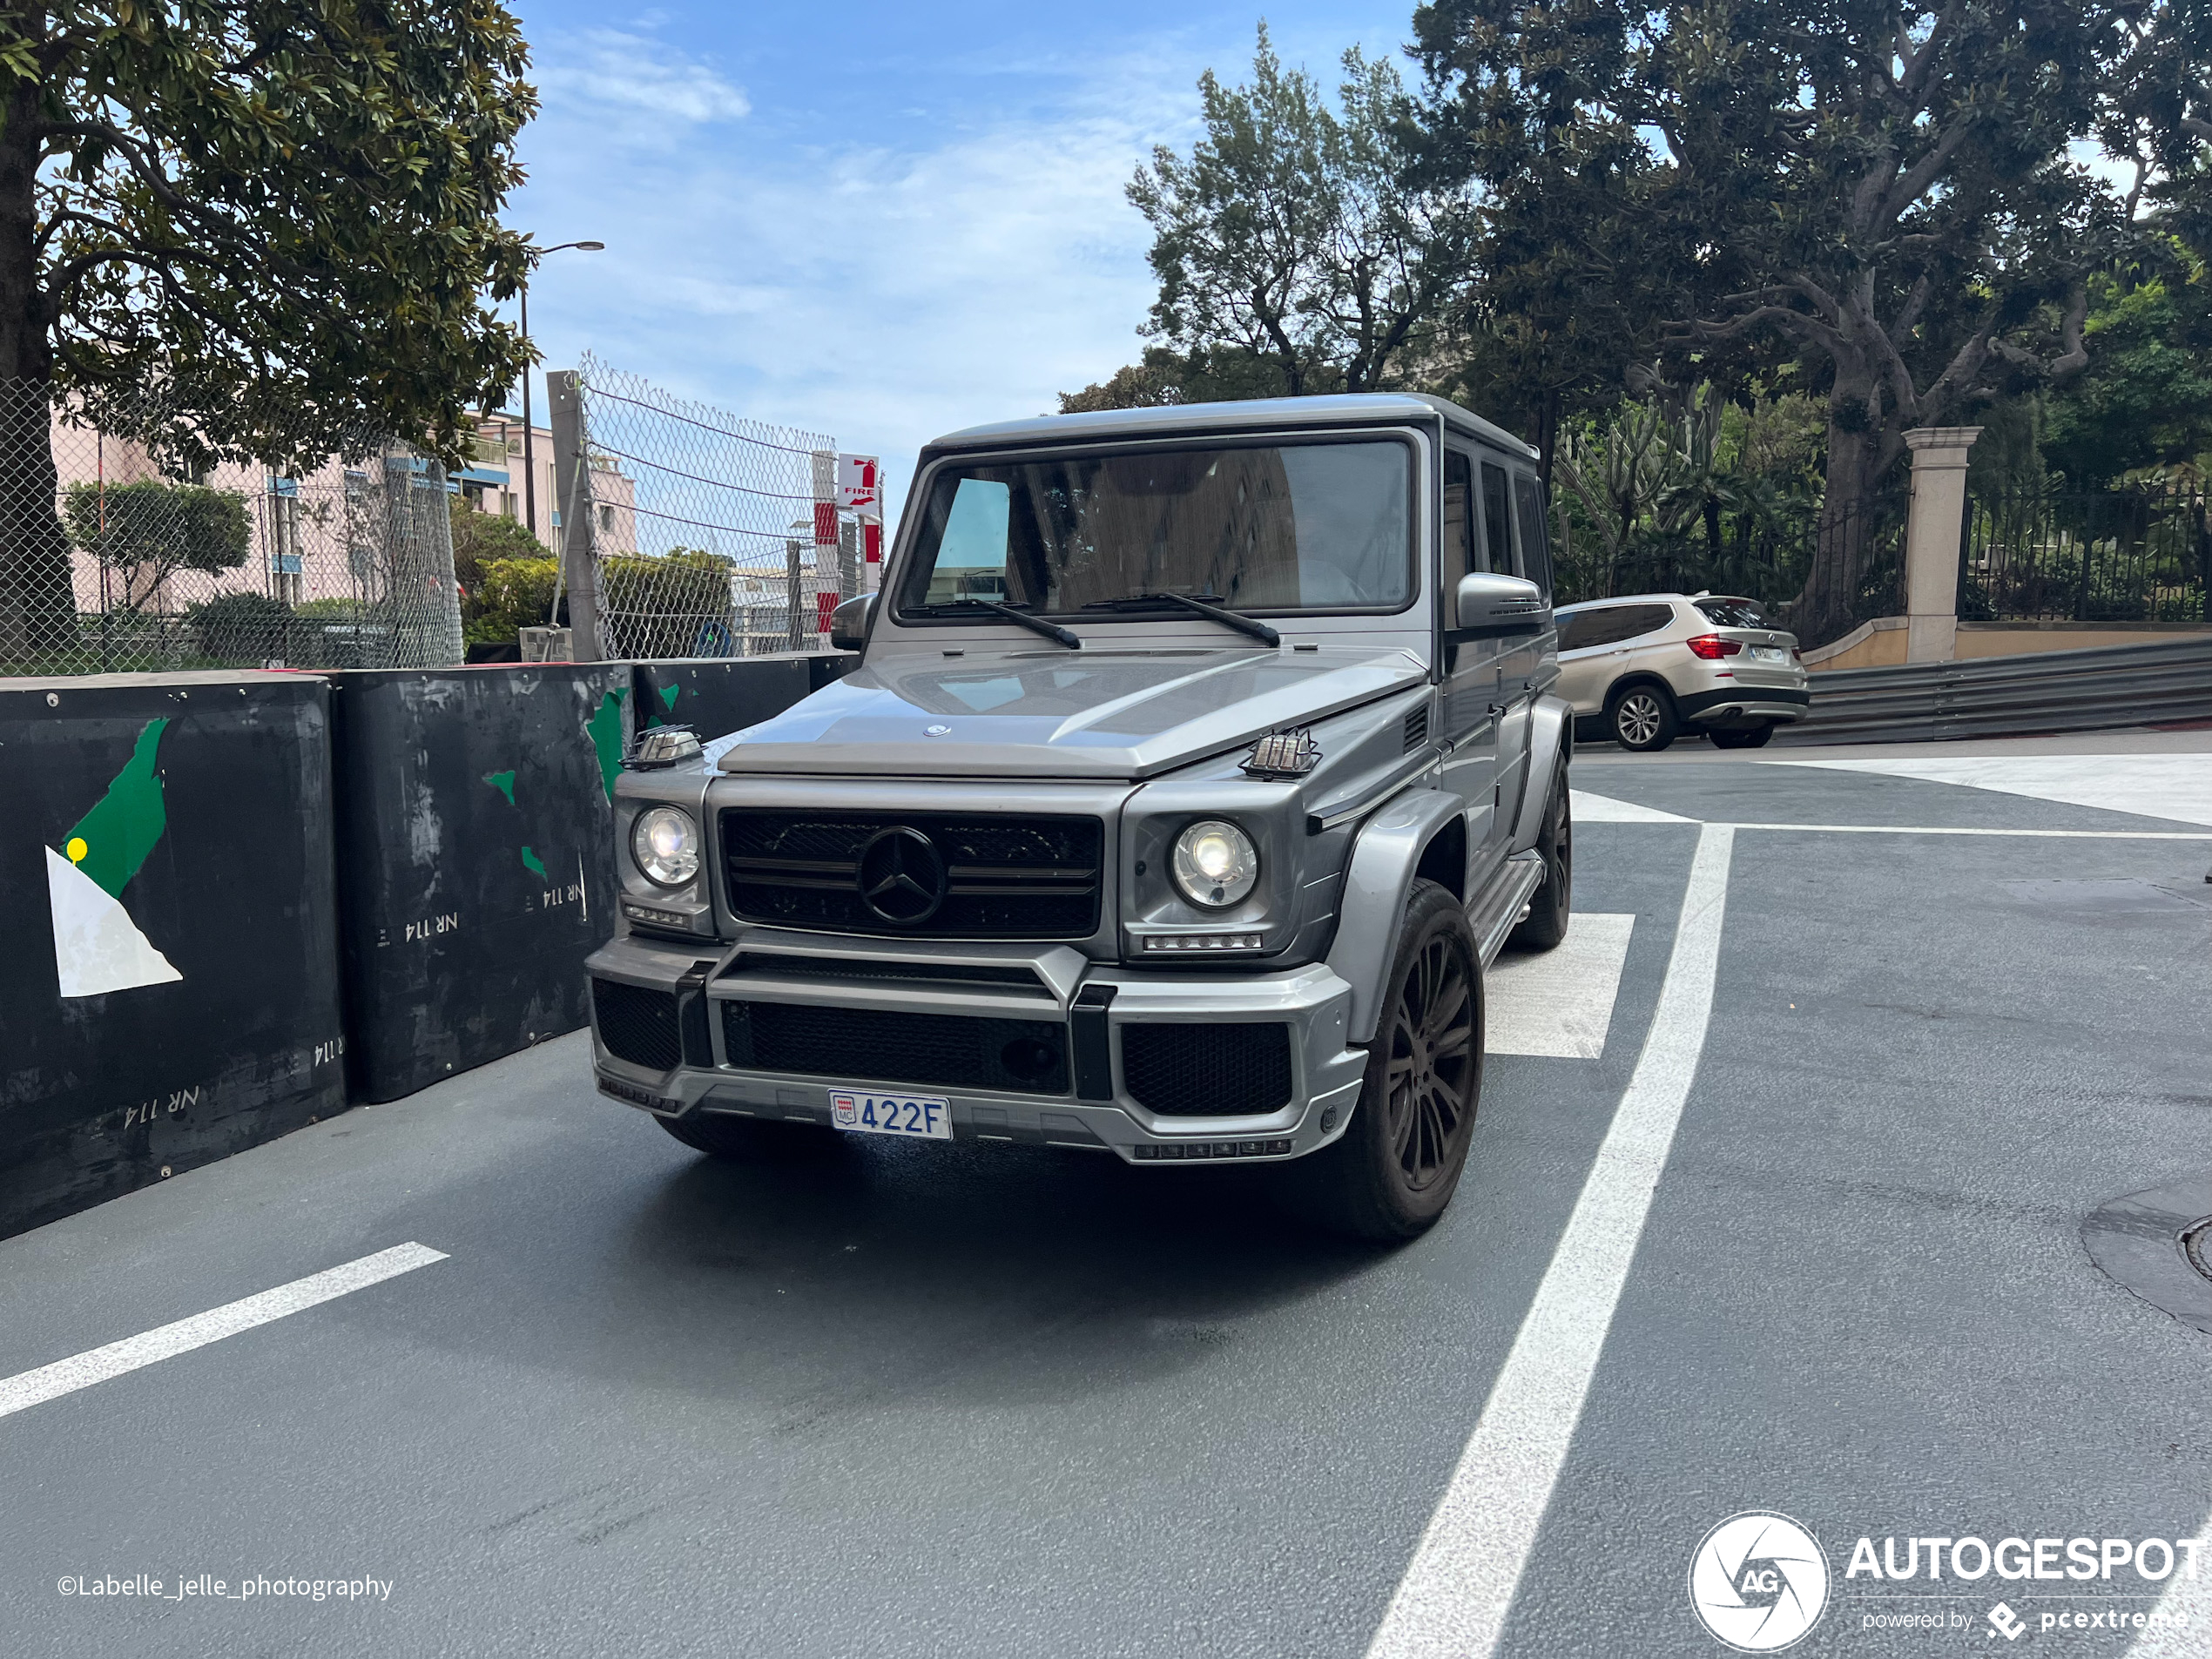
<box><xmin>532</xmin><ymin>27</ymin><xmax>750</xmax><ymax>136</ymax></box>
<box><xmin>508</xmin><ymin>16</ymin><xmax>1406</xmax><ymax>522</ymax></box>
<box><xmin>515</xmin><ymin>37</ymin><xmax>1205</xmax><ymax>521</ymax></box>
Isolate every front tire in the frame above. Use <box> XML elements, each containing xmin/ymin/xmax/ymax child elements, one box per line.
<box><xmin>1608</xmin><ymin>684</ymin><xmax>1678</xmax><ymax>752</ymax></box>
<box><xmin>1509</xmin><ymin>764</ymin><xmax>1572</xmax><ymax>950</ymax></box>
<box><xmin>1293</xmin><ymin>880</ymin><xmax>1482</xmax><ymax>1241</ymax></box>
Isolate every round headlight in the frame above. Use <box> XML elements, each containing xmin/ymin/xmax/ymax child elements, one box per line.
<box><xmin>1170</xmin><ymin>819</ymin><xmax>1259</xmax><ymax>908</ymax></box>
<box><xmin>631</xmin><ymin>806</ymin><xmax>699</xmax><ymax>887</ymax></box>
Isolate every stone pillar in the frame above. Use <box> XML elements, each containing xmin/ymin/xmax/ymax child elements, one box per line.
<box><xmin>1901</xmin><ymin>427</ymin><xmax>1980</xmax><ymax>664</ymax></box>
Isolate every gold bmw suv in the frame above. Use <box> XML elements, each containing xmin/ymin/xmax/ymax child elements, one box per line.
<box><xmin>1555</xmin><ymin>592</ymin><xmax>1811</xmax><ymax>751</ymax></box>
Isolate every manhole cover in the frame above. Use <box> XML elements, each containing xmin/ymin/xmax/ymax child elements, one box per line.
<box><xmin>2187</xmin><ymin>1217</ymin><xmax>2212</xmax><ymax>1285</ymax></box>
<box><xmin>2080</xmin><ymin>1176</ymin><xmax>2212</xmax><ymax>1336</ymax></box>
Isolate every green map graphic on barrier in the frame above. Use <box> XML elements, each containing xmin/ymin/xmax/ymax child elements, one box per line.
<box><xmin>45</xmin><ymin>718</ymin><xmax>183</xmax><ymax>999</ymax></box>
<box><xmin>584</xmin><ymin>688</ymin><xmax>627</xmax><ymax>802</ymax></box>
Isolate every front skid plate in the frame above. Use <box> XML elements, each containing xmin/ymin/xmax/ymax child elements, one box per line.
<box><xmin>595</xmin><ymin>1063</ymin><xmax>1366</xmax><ymax>1165</ymax></box>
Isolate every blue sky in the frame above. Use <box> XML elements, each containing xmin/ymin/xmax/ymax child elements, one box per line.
<box><xmin>503</xmin><ymin>2</ymin><xmax>1417</xmax><ymax>518</ymax></box>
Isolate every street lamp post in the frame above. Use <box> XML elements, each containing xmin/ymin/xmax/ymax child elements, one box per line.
<box><xmin>518</xmin><ymin>240</ymin><xmax>604</xmax><ymax>544</ymax></box>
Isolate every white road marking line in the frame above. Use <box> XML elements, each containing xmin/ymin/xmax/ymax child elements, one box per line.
<box><xmin>1569</xmin><ymin>788</ymin><xmax>1695</xmax><ymax>823</ymax></box>
<box><xmin>1772</xmin><ymin>754</ymin><xmax>2212</xmax><ymax>827</ymax></box>
<box><xmin>1366</xmin><ymin>825</ymin><xmax>1736</xmax><ymax>1659</ymax></box>
<box><xmin>0</xmin><ymin>1242</ymin><xmax>448</xmax><ymax>1420</ymax></box>
<box><xmin>1726</xmin><ymin>821</ymin><xmax>2212</xmax><ymax>840</ymax></box>
<box><xmin>2123</xmin><ymin>1514</ymin><xmax>2211</xmax><ymax>1658</ymax></box>
<box><xmin>1487</xmin><ymin>914</ymin><xmax>1635</xmax><ymax>1059</ymax></box>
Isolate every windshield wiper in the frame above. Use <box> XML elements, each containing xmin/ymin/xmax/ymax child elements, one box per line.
<box><xmin>915</xmin><ymin>597</ymin><xmax>1082</xmax><ymax>649</ymax></box>
<box><xmin>1082</xmin><ymin>590</ymin><xmax>1280</xmax><ymax>646</ymax></box>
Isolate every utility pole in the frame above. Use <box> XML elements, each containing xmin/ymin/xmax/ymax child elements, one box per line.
<box><xmin>516</xmin><ymin>239</ymin><xmax>602</xmax><ymax>546</ymax></box>
<box><xmin>547</xmin><ymin>369</ymin><xmax>602</xmax><ymax>662</ymax></box>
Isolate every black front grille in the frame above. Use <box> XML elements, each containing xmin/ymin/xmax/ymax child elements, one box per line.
<box><xmin>1121</xmin><ymin>1022</ymin><xmax>1294</xmax><ymax>1116</ymax></box>
<box><xmin>721</xmin><ymin>1001</ymin><xmax>1069</xmax><ymax>1095</ymax></box>
<box><xmin>724</xmin><ymin>954</ymin><xmax>1050</xmax><ymax>996</ymax></box>
<box><xmin>593</xmin><ymin>978</ymin><xmax>684</xmax><ymax>1071</ymax></box>
<box><xmin>722</xmin><ymin>809</ymin><xmax>1103</xmax><ymax>939</ymax></box>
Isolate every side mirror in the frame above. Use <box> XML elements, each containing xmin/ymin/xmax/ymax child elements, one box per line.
<box><xmin>1454</xmin><ymin>572</ymin><xmax>1547</xmax><ymax>635</ymax></box>
<box><xmin>828</xmin><ymin>591</ymin><xmax>876</xmax><ymax>652</ymax></box>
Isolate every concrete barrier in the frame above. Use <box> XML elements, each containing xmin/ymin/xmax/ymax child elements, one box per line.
<box><xmin>2</xmin><ymin>652</ymin><xmax>845</xmax><ymax>1232</ymax></box>
<box><xmin>328</xmin><ymin>664</ymin><xmax>636</xmax><ymax>1102</ymax></box>
<box><xmin>0</xmin><ymin>671</ymin><xmax>345</xmax><ymax>1238</ymax></box>
<box><xmin>632</xmin><ymin>654</ymin><xmax>817</xmax><ymax>744</ymax></box>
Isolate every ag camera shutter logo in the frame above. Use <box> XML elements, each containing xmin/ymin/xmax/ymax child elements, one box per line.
<box><xmin>1689</xmin><ymin>1511</ymin><xmax>1831</xmax><ymax>1651</ymax></box>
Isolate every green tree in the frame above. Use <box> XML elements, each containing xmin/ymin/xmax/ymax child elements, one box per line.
<box><xmin>60</xmin><ymin>478</ymin><xmax>250</xmax><ymax>612</ymax></box>
<box><xmin>464</xmin><ymin>553</ymin><xmax>559</xmax><ymax>647</ymax></box>
<box><xmin>1057</xmin><ymin>344</ymin><xmax>1290</xmax><ymax>412</ymax></box>
<box><xmin>2040</xmin><ymin>246</ymin><xmax>2212</xmax><ymax>487</ymax></box>
<box><xmin>0</xmin><ymin>1</ymin><xmax>538</xmax><ymax>659</ymax></box>
<box><xmin>448</xmin><ymin>493</ymin><xmax>547</xmax><ymax>608</ymax></box>
<box><xmin>1127</xmin><ymin>25</ymin><xmax>1479</xmax><ymax>398</ymax></box>
<box><xmin>1414</xmin><ymin>1</ymin><xmax>2143</xmax><ymax>630</ymax></box>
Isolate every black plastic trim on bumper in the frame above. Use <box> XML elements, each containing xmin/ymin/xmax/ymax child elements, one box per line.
<box><xmin>1071</xmin><ymin>983</ymin><xmax>1117</xmax><ymax>1101</ymax></box>
<box><xmin>1676</xmin><ymin>684</ymin><xmax>1811</xmax><ymax>717</ymax></box>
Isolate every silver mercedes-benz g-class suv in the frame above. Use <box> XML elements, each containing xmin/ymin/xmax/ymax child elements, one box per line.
<box><xmin>586</xmin><ymin>393</ymin><xmax>1573</xmax><ymax>1238</ymax></box>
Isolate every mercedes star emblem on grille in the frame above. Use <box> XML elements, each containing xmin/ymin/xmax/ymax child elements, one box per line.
<box><xmin>857</xmin><ymin>826</ymin><xmax>948</xmax><ymax>925</ymax></box>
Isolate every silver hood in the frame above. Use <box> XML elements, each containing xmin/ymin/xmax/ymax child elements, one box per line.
<box><xmin>716</xmin><ymin>646</ymin><xmax>1427</xmax><ymax>780</ymax></box>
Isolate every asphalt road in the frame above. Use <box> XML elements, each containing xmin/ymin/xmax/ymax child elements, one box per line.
<box><xmin>3</xmin><ymin>738</ymin><xmax>2208</xmax><ymax>1658</ymax></box>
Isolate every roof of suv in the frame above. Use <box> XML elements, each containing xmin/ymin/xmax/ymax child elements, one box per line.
<box><xmin>927</xmin><ymin>393</ymin><xmax>1539</xmax><ymax>462</ymax></box>
<box><xmin>1555</xmin><ymin>592</ymin><xmax>1757</xmax><ymax>613</ymax></box>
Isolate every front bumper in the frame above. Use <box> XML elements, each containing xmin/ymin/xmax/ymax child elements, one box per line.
<box><xmin>585</xmin><ymin>930</ymin><xmax>1370</xmax><ymax>1165</ymax></box>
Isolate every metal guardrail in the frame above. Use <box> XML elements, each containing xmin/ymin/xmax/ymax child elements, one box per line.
<box><xmin>1788</xmin><ymin>634</ymin><xmax>2212</xmax><ymax>744</ymax></box>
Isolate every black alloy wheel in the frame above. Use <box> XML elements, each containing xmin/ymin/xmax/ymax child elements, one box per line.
<box><xmin>1508</xmin><ymin>763</ymin><xmax>1572</xmax><ymax>950</ymax></box>
<box><xmin>1608</xmin><ymin>684</ymin><xmax>1678</xmax><ymax>752</ymax></box>
<box><xmin>1384</xmin><ymin>929</ymin><xmax>1479</xmax><ymax>1194</ymax></box>
<box><xmin>1289</xmin><ymin>880</ymin><xmax>1482</xmax><ymax>1240</ymax></box>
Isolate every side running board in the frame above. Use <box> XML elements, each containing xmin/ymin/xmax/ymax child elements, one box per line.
<box><xmin>1468</xmin><ymin>849</ymin><xmax>1546</xmax><ymax>968</ymax></box>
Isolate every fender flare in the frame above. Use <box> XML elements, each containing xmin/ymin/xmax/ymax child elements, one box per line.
<box><xmin>1325</xmin><ymin>788</ymin><xmax>1467</xmax><ymax>1045</ymax></box>
<box><xmin>1509</xmin><ymin>694</ymin><xmax>1572</xmax><ymax>853</ymax></box>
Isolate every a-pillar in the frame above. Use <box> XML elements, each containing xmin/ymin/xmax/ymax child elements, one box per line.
<box><xmin>1901</xmin><ymin>427</ymin><xmax>1981</xmax><ymax>664</ymax></box>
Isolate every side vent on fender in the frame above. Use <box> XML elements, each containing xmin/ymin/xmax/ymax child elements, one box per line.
<box><xmin>1402</xmin><ymin>705</ymin><xmax>1430</xmax><ymax>753</ymax></box>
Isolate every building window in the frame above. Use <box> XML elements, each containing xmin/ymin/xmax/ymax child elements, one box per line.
<box><xmin>597</xmin><ymin>503</ymin><xmax>614</xmax><ymax>533</ymax></box>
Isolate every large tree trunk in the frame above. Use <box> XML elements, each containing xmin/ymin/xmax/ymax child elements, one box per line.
<box><xmin>0</xmin><ymin>80</ymin><xmax>70</xmax><ymax>667</ymax></box>
<box><xmin>1792</xmin><ymin>385</ymin><xmax>1887</xmax><ymax>647</ymax></box>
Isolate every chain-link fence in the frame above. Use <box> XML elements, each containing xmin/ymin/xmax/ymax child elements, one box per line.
<box><xmin>570</xmin><ymin>354</ymin><xmax>842</xmax><ymax>659</ymax></box>
<box><xmin>0</xmin><ymin>379</ymin><xmax>463</xmax><ymax>677</ymax></box>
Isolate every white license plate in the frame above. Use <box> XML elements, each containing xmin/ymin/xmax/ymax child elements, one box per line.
<box><xmin>829</xmin><ymin>1089</ymin><xmax>953</xmax><ymax>1140</ymax></box>
<box><xmin>1750</xmin><ymin>645</ymin><xmax>1790</xmax><ymax>663</ymax></box>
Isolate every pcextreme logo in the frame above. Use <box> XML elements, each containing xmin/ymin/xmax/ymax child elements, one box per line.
<box><xmin>1689</xmin><ymin>1511</ymin><xmax>1832</xmax><ymax>1651</ymax></box>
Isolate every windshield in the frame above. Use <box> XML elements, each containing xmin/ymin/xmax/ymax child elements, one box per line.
<box><xmin>897</xmin><ymin>439</ymin><xmax>1414</xmax><ymax>617</ymax></box>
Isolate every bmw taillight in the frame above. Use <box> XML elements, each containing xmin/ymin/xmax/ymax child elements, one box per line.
<box><xmin>1684</xmin><ymin>633</ymin><xmax>1742</xmax><ymax>660</ymax></box>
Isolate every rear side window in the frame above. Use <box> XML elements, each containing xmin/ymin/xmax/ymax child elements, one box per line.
<box><xmin>1695</xmin><ymin>597</ymin><xmax>1767</xmax><ymax>628</ymax></box>
<box><xmin>1443</xmin><ymin>450</ymin><xmax>1482</xmax><ymax>593</ymax></box>
<box><xmin>1480</xmin><ymin>461</ymin><xmax>1516</xmax><ymax>576</ymax></box>
<box><xmin>1558</xmin><ymin>603</ymin><xmax>1675</xmax><ymax>650</ymax></box>
<box><xmin>1513</xmin><ymin>474</ymin><xmax>1551</xmax><ymax>600</ymax></box>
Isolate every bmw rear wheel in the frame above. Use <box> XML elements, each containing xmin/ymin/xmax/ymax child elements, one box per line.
<box><xmin>1710</xmin><ymin>724</ymin><xmax>1775</xmax><ymax>749</ymax></box>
